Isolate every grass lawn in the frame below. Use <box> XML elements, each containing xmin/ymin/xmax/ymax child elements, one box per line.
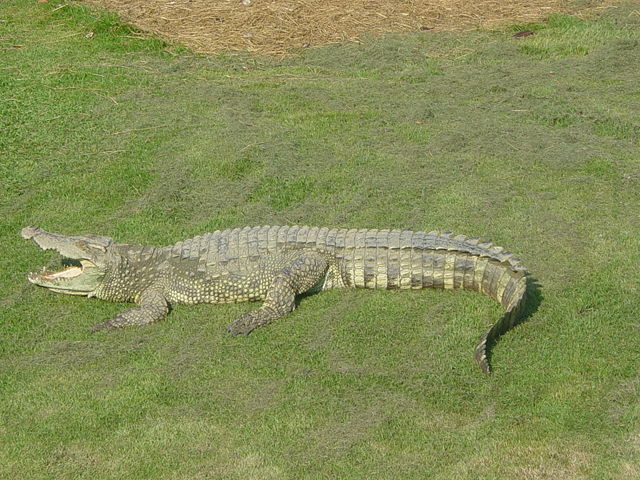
<box><xmin>1</xmin><ymin>1</ymin><xmax>639</xmax><ymax>478</ymax></box>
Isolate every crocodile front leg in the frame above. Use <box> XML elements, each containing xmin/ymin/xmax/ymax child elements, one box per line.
<box><xmin>227</xmin><ymin>252</ymin><xmax>329</xmax><ymax>336</ymax></box>
<box><xmin>90</xmin><ymin>288</ymin><xmax>169</xmax><ymax>331</ymax></box>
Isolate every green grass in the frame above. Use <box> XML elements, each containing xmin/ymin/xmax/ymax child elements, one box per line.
<box><xmin>1</xmin><ymin>1</ymin><xmax>639</xmax><ymax>478</ymax></box>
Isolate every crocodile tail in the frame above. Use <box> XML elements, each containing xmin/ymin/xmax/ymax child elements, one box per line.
<box><xmin>336</xmin><ymin>229</ymin><xmax>529</xmax><ymax>373</ymax></box>
<box><xmin>472</xmin><ymin>267</ymin><xmax>527</xmax><ymax>374</ymax></box>
<box><xmin>418</xmin><ymin>231</ymin><xmax>528</xmax><ymax>374</ymax></box>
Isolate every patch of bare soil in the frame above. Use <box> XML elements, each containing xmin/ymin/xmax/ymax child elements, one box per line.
<box><xmin>83</xmin><ymin>0</ymin><xmax>621</xmax><ymax>56</ymax></box>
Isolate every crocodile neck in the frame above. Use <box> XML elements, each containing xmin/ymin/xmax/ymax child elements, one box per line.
<box><xmin>93</xmin><ymin>245</ymin><xmax>163</xmax><ymax>303</ymax></box>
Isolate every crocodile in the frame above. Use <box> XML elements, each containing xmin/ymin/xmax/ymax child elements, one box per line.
<box><xmin>21</xmin><ymin>225</ymin><xmax>528</xmax><ymax>373</ymax></box>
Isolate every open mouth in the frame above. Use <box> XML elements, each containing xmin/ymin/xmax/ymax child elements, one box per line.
<box><xmin>28</xmin><ymin>259</ymin><xmax>96</xmax><ymax>283</ymax></box>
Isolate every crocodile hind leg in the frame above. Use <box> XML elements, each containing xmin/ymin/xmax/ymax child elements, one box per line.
<box><xmin>227</xmin><ymin>253</ymin><xmax>329</xmax><ymax>336</ymax></box>
<box><xmin>90</xmin><ymin>288</ymin><xmax>169</xmax><ymax>331</ymax></box>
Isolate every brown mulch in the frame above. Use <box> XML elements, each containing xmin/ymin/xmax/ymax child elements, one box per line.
<box><xmin>83</xmin><ymin>0</ymin><xmax>620</xmax><ymax>56</ymax></box>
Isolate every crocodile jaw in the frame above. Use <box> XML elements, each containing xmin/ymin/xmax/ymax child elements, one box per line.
<box><xmin>27</xmin><ymin>259</ymin><xmax>104</xmax><ymax>295</ymax></box>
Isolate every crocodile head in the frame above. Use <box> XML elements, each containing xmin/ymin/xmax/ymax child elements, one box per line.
<box><xmin>21</xmin><ymin>226</ymin><xmax>113</xmax><ymax>296</ymax></box>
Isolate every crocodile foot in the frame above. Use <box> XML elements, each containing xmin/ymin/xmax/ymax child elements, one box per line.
<box><xmin>227</xmin><ymin>306</ymin><xmax>284</xmax><ymax>336</ymax></box>
<box><xmin>227</xmin><ymin>311</ymin><xmax>262</xmax><ymax>336</ymax></box>
<box><xmin>89</xmin><ymin>318</ymin><xmax>124</xmax><ymax>332</ymax></box>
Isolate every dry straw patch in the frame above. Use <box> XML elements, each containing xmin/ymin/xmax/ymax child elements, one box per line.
<box><xmin>82</xmin><ymin>0</ymin><xmax>612</xmax><ymax>56</ymax></box>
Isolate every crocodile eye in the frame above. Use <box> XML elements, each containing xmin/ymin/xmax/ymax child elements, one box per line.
<box><xmin>74</xmin><ymin>240</ymin><xmax>106</xmax><ymax>253</ymax></box>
